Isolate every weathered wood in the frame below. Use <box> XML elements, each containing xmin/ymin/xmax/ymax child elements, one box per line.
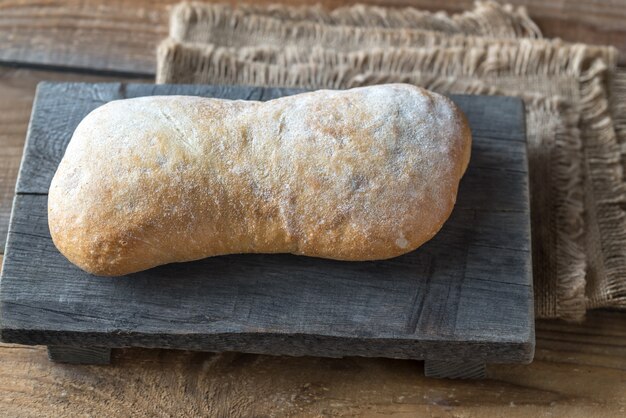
<box><xmin>1</xmin><ymin>309</ymin><xmax>625</xmax><ymax>416</ymax></box>
<box><xmin>0</xmin><ymin>68</ymin><xmax>151</xmax><ymax>254</ymax></box>
<box><xmin>424</xmin><ymin>359</ymin><xmax>486</xmax><ymax>379</ymax></box>
<box><xmin>0</xmin><ymin>83</ymin><xmax>533</xmax><ymax>370</ymax></box>
<box><xmin>0</xmin><ymin>0</ymin><xmax>624</xmax><ymax>72</ymax></box>
<box><xmin>0</xmin><ymin>0</ymin><xmax>170</xmax><ymax>74</ymax></box>
<box><xmin>47</xmin><ymin>346</ymin><xmax>111</xmax><ymax>365</ymax></box>
<box><xmin>1</xmin><ymin>194</ymin><xmax>532</xmax><ymax>362</ymax></box>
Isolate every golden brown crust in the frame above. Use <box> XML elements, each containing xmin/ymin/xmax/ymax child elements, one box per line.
<box><xmin>48</xmin><ymin>84</ymin><xmax>472</xmax><ymax>276</ymax></box>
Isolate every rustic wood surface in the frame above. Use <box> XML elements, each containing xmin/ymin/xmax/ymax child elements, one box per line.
<box><xmin>0</xmin><ymin>0</ymin><xmax>624</xmax><ymax>74</ymax></box>
<box><xmin>1</xmin><ymin>0</ymin><xmax>625</xmax><ymax>415</ymax></box>
<box><xmin>1</xmin><ymin>83</ymin><xmax>533</xmax><ymax>372</ymax></box>
<box><xmin>0</xmin><ymin>75</ymin><xmax>623</xmax><ymax>418</ymax></box>
<box><xmin>0</xmin><ymin>249</ymin><xmax>624</xmax><ymax>417</ymax></box>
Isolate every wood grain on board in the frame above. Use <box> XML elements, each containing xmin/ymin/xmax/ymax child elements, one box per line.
<box><xmin>0</xmin><ymin>0</ymin><xmax>624</xmax><ymax>74</ymax></box>
<box><xmin>0</xmin><ymin>292</ymin><xmax>624</xmax><ymax>417</ymax></box>
<box><xmin>0</xmin><ymin>83</ymin><xmax>533</xmax><ymax>371</ymax></box>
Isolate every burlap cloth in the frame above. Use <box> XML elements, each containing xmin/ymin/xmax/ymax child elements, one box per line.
<box><xmin>156</xmin><ymin>1</ymin><xmax>626</xmax><ymax>321</ymax></box>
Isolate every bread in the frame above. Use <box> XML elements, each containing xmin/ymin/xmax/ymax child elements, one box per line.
<box><xmin>48</xmin><ymin>84</ymin><xmax>471</xmax><ymax>276</ymax></box>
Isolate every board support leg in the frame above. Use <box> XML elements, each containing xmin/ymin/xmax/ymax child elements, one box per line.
<box><xmin>47</xmin><ymin>346</ymin><xmax>111</xmax><ymax>365</ymax></box>
<box><xmin>424</xmin><ymin>359</ymin><xmax>486</xmax><ymax>379</ymax></box>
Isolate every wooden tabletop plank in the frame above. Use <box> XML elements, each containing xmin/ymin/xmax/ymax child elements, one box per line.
<box><xmin>0</xmin><ymin>0</ymin><xmax>624</xmax><ymax>74</ymax></box>
<box><xmin>0</xmin><ymin>0</ymin><xmax>171</xmax><ymax>74</ymax></box>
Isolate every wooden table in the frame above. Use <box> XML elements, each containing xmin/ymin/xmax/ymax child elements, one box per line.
<box><xmin>1</xmin><ymin>1</ymin><xmax>625</xmax><ymax>416</ymax></box>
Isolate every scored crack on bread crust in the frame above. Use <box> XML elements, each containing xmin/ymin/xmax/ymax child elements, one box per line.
<box><xmin>48</xmin><ymin>84</ymin><xmax>471</xmax><ymax>276</ymax></box>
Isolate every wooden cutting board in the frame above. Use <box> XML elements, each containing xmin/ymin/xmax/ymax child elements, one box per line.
<box><xmin>0</xmin><ymin>82</ymin><xmax>533</xmax><ymax>379</ymax></box>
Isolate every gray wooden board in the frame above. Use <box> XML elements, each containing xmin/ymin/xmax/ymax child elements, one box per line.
<box><xmin>0</xmin><ymin>82</ymin><xmax>534</xmax><ymax>364</ymax></box>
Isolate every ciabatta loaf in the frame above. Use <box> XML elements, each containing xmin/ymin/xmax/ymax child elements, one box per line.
<box><xmin>48</xmin><ymin>84</ymin><xmax>471</xmax><ymax>276</ymax></box>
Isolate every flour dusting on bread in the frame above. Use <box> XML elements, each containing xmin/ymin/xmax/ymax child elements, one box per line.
<box><xmin>48</xmin><ymin>84</ymin><xmax>471</xmax><ymax>276</ymax></box>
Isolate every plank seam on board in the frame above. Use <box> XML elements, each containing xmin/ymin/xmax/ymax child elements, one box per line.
<box><xmin>463</xmin><ymin>277</ymin><xmax>532</xmax><ymax>288</ymax></box>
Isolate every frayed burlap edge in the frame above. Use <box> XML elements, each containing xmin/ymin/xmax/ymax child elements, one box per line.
<box><xmin>614</xmin><ymin>71</ymin><xmax>626</xmax><ymax>173</ymax></box>
<box><xmin>157</xmin><ymin>39</ymin><xmax>601</xmax><ymax>320</ymax></box>
<box><xmin>601</xmin><ymin>69</ymin><xmax>626</xmax><ymax>307</ymax></box>
<box><xmin>171</xmin><ymin>1</ymin><xmax>541</xmax><ymax>40</ymax></box>
<box><xmin>158</xmin><ymin>40</ymin><xmax>612</xmax><ymax>82</ymax></box>
<box><xmin>525</xmin><ymin>96</ymin><xmax>586</xmax><ymax>319</ymax></box>
<box><xmin>172</xmin><ymin>12</ymin><xmax>528</xmax><ymax>51</ymax></box>
<box><xmin>584</xmin><ymin>66</ymin><xmax>626</xmax><ymax>309</ymax></box>
<box><xmin>170</xmin><ymin>2</ymin><xmax>540</xmax><ymax>49</ymax></box>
